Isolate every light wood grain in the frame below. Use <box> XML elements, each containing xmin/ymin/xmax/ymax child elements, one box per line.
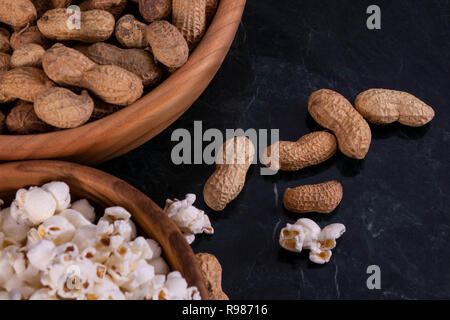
<box><xmin>0</xmin><ymin>160</ymin><xmax>210</xmax><ymax>300</ymax></box>
<box><xmin>0</xmin><ymin>0</ymin><xmax>246</xmax><ymax>164</ymax></box>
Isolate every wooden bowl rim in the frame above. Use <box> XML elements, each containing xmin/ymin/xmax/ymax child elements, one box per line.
<box><xmin>0</xmin><ymin>160</ymin><xmax>210</xmax><ymax>300</ymax></box>
<box><xmin>0</xmin><ymin>0</ymin><xmax>247</xmax><ymax>164</ymax></box>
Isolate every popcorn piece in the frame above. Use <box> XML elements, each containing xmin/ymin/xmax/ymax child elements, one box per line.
<box><xmin>70</xmin><ymin>199</ymin><xmax>96</xmax><ymax>223</ymax></box>
<box><xmin>294</xmin><ymin>218</ymin><xmax>321</xmax><ymax>249</ymax></box>
<box><xmin>0</xmin><ymin>249</ymin><xmax>14</xmax><ymax>286</ymax></box>
<box><xmin>279</xmin><ymin>223</ymin><xmax>305</xmax><ymax>253</ymax></box>
<box><xmin>148</xmin><ymin>257</ymin><xmax>170</xmax><ymax>275</ymax></box>
<box><xmin>89</xmin><ymin>276</ymin><xmax>125</xmax><ymax>300</ymax></box>
<box><xmin>37</xmin><ymin>215</ymin><xmax>76</xmax><ymax>245</ymax></box>
<box><xmin>60</xmin><ymin>209</ymin><xmax>93</xmax><ymax>228</ymax></box>
<box><xmin>42</xmin><ymin>182</ymin><xmax>71</xmax><ymax>213</ymax></box>
<box><xmin>0</xmin><ymin>291</ymin><xmax>9</xmax><ymax>300</ymax></box>
<box><xmin>26</xmin><ymin>239</ymin><xmax>56</xmax><ymax>271</ymax></box>
<box><xmin>309</xmin><ymin>249</ymin><xmax>332</xmax><ymax>264</ymax></box>
<box><xmin>72</xmin><ymin>225</ymin><xmax>97</xmax><ymax>252</ymax></box>
<box><xmin>1</xmin><ymin>207</ymin><xmax>30</xmax><ymax>243</ymax></box>
<box><xmin>11</xmin><ymin>187</ymin><xmax>56</xmax><ymax>226</ymax></box>
<box><xmin>25</xmin><ymin>228</ymin><xmax>41</xmax><ymax>248</ymax></box>
<box><xmin>317</xmin><ymin>223</ymin><xmax>346</xmax><ymax>250</ymax></box>
<box><xmin>146</xmin><ymin>239</ymin><xmax>162</xmax><ymax>258</ymax></box>
<box><xmin>279</xmin><ymin>219</ymin><xmax>346</xmax><ymax>265</ymax></box>
<box><xmin>165</xmin><ymin>271</ymin><xmax>188</xmax><ymax>300</ymax></box>
<box><xmin>29</xmin><ymin>288</ymin><xmax>57</xmax><ymax>300</ymax></box>
<box><xmin>104</xmin><ymin>207</ymin><xmax>132</xmax><ymax>221</ymax></box>
<box><xmin>121</xmin><ymin>260</ymin><xmax>155</xmax><ymax>291</ymax></box>
<box><xmin>164</xmin><ymin>194</ymin><xmax>214</xmax><ymax>244</ymax></box>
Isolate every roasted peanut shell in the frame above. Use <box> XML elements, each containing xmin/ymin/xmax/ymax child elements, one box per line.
<box><xmin>11</xmin><ymin>43</ymin><xmax>45</xmax><ymax>68</ymax></box>
<box><xmin>10</xmin><ymin>26</ymin><xmax>49</xmax><ymax>51</ymax></box>
<box><xmin>0</xmin><ymin>27</ymin><xmax>10</xmax><ymax>53</ymax></box>
<box><xmin>283</xmin><ymin>180</ymin><xmax>343</xmax><ymax>214</ymax></box>
<box><xmin>172</xmin><ymin>0</ymin><xmax>207</xmax><ymax>48</ymax></box>
<box><xmin>355</xmin><ymin>89</ymin><xmax>435</xmax><ymax>127</ymax></box>
<box><xmin>308</xmin><ymin>89</ymin><xmax>372</xmax><ymax>160</ymax></box>
<box><xmin>79</xmin><ymin>0</ymin><xmax>127</xmax><ymax>17</ymax></box>
<box><xmin>85</xmin><ymin>42</ymin><xmax>162</xmax><ymax>87</ymax></box>
<box><xmin>263</xmin><ymin>131</ymin><xmax>337</xmax><ymax>171</ymax></box>
<box><xmin>115</xmin><ymin>14</ymin><xmax>148</xmax><ymax>49</ymax></box>
<box><xmin>34</xmin><ymin>87</ymin><xmax>94</xmax><ymax>128</ymax></box>
<box><xmin>0</xmin><ymin>0</ymin><xmax>37</xmax><ymax>28</ymax></box>
<box><xmin>146</xmin><ymin>21</ymin><xmax>189</xmax><ymax>68</ymax></box>
<box><xmin>37</xmin><ymin>9</ymin><xmax>115</xmax><ymax>43</ymax></box>
<box><xmin>139</xmin><ymin>0</ymin><xmax>171</xmax><ymax>22</ymax></box>
<box><xmin>42</xmin><ymin>43</ymin><xmax>97</xmax><ymax>87</ymax></box>
<box><xmin>206</xmin><ymin>0</ymin><xmax>218</xmax><ymax>23</ymax></box>
<box><xmin>0</xmin><ymin>52</ymin><xmax>10</xmax><ymax>71</ymax></box>
<box><xmin>90</xmin><ymin>98</ymin><xmax>121</xmax><ymax>121</ymax></box>
<box><xmin>6</xmin><ymin>100</ymin><xmax>51</xmax><ymax>134</ymax></box>
<box><xmin>0</xmin><ymin>110</ymin><xmax>5</xmax><ymax>133</ymax></box>
<box><xmin>0</xmin><ymin>67</ymin><xmax>55</xmax><ymax>103</ymax></box>
<box><xmin>196</xmin><ymin>253</ymin><xmax>229</xmax><ymax>300</ymax></box>
<box><xmin>203</xmin><ymin>137</ymin><xmax>255</xmax><ymax>211</ymax></box>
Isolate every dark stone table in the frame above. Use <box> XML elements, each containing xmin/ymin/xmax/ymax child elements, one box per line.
<box><xmin>99</xmin><ymin>0</ymin><xmax>450</xmax><ymax>299</ymax></box>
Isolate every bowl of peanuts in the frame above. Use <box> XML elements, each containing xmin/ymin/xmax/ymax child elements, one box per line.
<box><xmin>0</xmin><ymin>160</ymin><xmax>212</xmax><ymax>300</ymax></box>
<box><xmin>0</xmin><ymin>0</ymin><xmax>246</xmax><ymax>164</ymax></box>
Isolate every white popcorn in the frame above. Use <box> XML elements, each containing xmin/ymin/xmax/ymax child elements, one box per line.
<box><xmin>164</xmin><ymin>194</ymin><xmax>214</xmax><ymax>244</ymax></box>
<box><xmin>60</xmin><ymin>209</ymin><xmax>93</xmax><ymax>229</ymax></box>
<box><xmin>279</xmin><ymin>219</ymin><xmax>346</xmax><ymax>265</ymax></box>
<box><xmin>148</xmin><ymin>256</ymin><xmax>170</xmax><ymax>275</ymax></box>
<box><xmin>29</xmin><ymin>288</ymin><xmax>57</xmax><ymax>300</ymax></box>
<box><xmin>88</xmin><ymin>276</ymin><xmax>125</xmax><ymax>300</ymax></box>
<box><xmin>0</xmin><ymin>183</ymin><xmax>199</xmax><ymax>300</ymax></box>
<box><xmin>279</xmin><ymin>223</ymin><xmax>305</xmax><ymax>253</ymax></box>
<box><xmin>165</xmin><ymin>271</ymin><xmax>188</xmax><ymax>300</ymax></box>
<box><xmin>11</xmin><ymin>187</ymin><xmax>56</xmax><ymax>226</ymax></box>
<box><xmin>71</xmin><ymin>199</ymin><xmax>96</xmax><ymax>223</ymax></box>
<box><xmin>37</xmin><ymin>215</ymin><xmax>76</xmax><ymax>245</ymax></box>
<box><xmin>26</xmin><ymin>240</ymin><xmax>56</xmax><ymax>271</ymax></box>
<box><xmin>294</xmin><ymin>218</ymin><xmax>321</xmax><ymax>249</ymax></box>
<box><xmin>121</xmin><ymin>260</ymin><xmax>155</xmax><ymax>291</ymax></box>
<box><xmin>72</xmin><ymin>225</ymin><xmax>97</xmax><ymax>252</ymax></box>
<box><xmin>309</xmin><ymin>249</ymin><xmax>333</xmax><ymax>264</ymax></box>
<box><xmin>317</xmin><ymin>223</ymin><xmax>346</xmax><ymax>250</ymax></box>
<box><xmin>42</xmin><ymin>182</ymin><xmax>71</xmax><ymax>213</ymax></box>
<box><xmin>1</xmin><ymin>207</ymin><xmax>29</xmax><ymax>243</ymax></box>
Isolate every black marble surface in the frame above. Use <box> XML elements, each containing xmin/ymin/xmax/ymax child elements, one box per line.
<box><xmin>98</xmin><ymin>0</ymin><xmax>450</xmax><ymax>299</ymax></box>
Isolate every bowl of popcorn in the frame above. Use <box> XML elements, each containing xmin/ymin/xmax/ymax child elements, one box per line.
<box><xmin>0</xmin><ymin>160</ymin><xmax>210</xmax><ymax>300</ymax></box>
<box><xmin>0</xmin><ymin>0</ymin><xmax>246</xmax><ymax>164</ymax></box>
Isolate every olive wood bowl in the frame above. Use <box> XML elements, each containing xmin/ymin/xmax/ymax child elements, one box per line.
<box><xmin>0</xmin><ymin>160</ymin><xmax>210</xmax><ymax>299</ymax></box>
<box><xmin>0</xmin><ymin>0</ymin><xmax>246</xmax><ymax>164</ymax></box>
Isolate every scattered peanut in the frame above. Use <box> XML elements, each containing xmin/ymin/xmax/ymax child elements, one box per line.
<box><xmin>84</xmin><ymin>42</ymin><xmax>163</xmax><ymax>87</ymax></box>
<box><xmin>6</xmin><ymin>100</ymin><xmax>51</xmax><ymax>134</ymax></box>
<box><xmin>139</xmin><ymin>0</ymin><xmax>172</xmax><ymax>23</ymax></box>
<box><xmin>146</xmin><ymin>20</ymin><xmax>189</xmax><ymax>68</ymax></box>
<box><xmin>11</xmin><ymin>43</ymin><xmax>45</xmax><ymax>68</ymax></box>
<box><xmin>283</xmin><ymin>180</ymin><xmax>343</xmax><ymax>214</ymax></box>
<box><xmin>173</xmin><ymin>0</ymin><xmax>207</xmax><ymax>48</ymax></box>
<box><xmin>79</xmin><ymin>0</ymin><xmax>127</xmax><ymax>17</ymax></box>
<box><xmin>0</xmin><ymin>67</ymin><xmax>54</xmax><ymax>103</ymax></box>
<box><xmin>90</xmin><ymin>99</ymin><xmax>121</xmax><ymax>121</ymax></box>
<box><xmin>115</xmin><ymin>14</ymin><xmax>148</xmax><ymax>49</ymax></box>
<box><xmin>0</xmin><ymin>53</ymin><xmax>10</xmax><ymax>71</ymax></box>
<box><xmin>203</xmin><ymin>136</ymin><xmax>255</xmax><ymax>211</ymax></box>
<box><xmin>308</xmin><ymin>89</ymin><xmax>372</xmax><ymax>160</ymax></box>
<box><xmin>37</xmin><ymin>9</ymin><xmax>115</xmax><ymax>43</ymax></box>
<box><xmin>0</xmin><ymin>0</ymin><xmax>37</xmax><ymax>28</ymax></box>
<box><xmin>10</xmin><ymin>26</ymin><xmax>48</xmax><ymax>51</ymax></box>
<box><xmin>34</xmin><ymin>87</ymin><xmax>94</xmax><ymax>128</ymax></box>
<box><xmin>196</xmin><ymin>253</ymin><xmax>229</xmax><ymax>300</ymax></box>
<box><xmin>0</xmin><ymin>28</ymin><xmax>10</xmax><ymax>53</ymax></box>
<box><xmin>42</xmin><ymin>43</ymin><xmax>143</xmax><ymax>105</ymax></box>
<box><xmin>355</xmin><ymin>89</ymin><xmax>435</xmax><ymax>127</ymax></box>
<box><xmin>262</xmin><ymin>131</ymin><xmax>337</xmax><ymax>171</ymax></box>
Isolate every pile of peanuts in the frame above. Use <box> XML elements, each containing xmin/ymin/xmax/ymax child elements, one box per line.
<box><xmin>0</xmin><ymin>0</ymin><xmax>217</xmax><ymax>134</ymax></box>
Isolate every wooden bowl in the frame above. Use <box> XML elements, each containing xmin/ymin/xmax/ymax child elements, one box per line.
<box><xmin>0</xmin><ymin>0</ymin><xmax>246</xmax><ymax>164</ymax></box>
<box><xmin>0</xmin><ymin>160</ymin><xmax>210</xmax><ymax>300</ymax></box>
